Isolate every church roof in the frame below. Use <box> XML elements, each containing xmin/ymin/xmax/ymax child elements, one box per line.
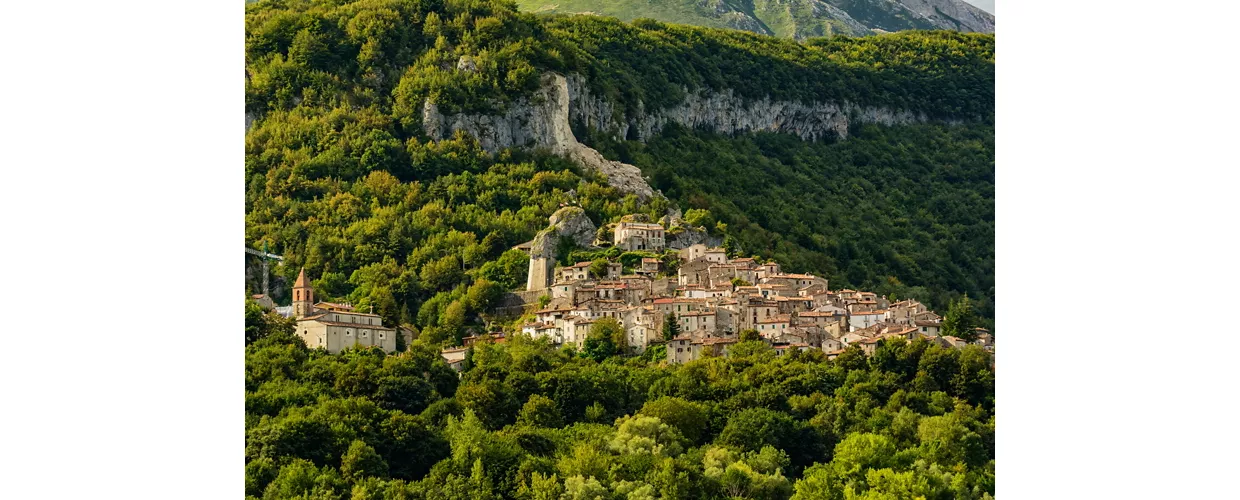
<box><xmin>294</xmin><ymin>267</ymin><xmax>310</xmax><ymax>288</ymax></box>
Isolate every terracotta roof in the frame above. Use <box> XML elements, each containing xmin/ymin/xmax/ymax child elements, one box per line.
<box><xmin>642</xmin><ymin>258</ymin><xmax>659</xmax><ymax>263</ymax></box>
<box><xmin>700</xmin><ymin>337</ymin><xmax>737</xmax><ymax>345</ymax></box>
<box><xmin>853</xmin><ymin>310</ymin><xmax>887</xmax><ymax>316</ymax></box>
<box><xmin>294</xmin><ymin>267</ymin><xmax>310</xmax><ymax>288</ymax></box>
<box><xmin>572</xmin><ymin>262</ymin><xmax>592</xmax><ymax>268</ymax></box>
<box><xmin>441</xmin><ymin>347</ymin><xmax>469</xmax><ymax>353</ymax></box>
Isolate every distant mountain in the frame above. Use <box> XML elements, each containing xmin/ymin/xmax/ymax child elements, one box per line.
<box><xmin>517</xmin><ymin>0</ymin><xmax>994</xmax><ymax>39</ymax></box>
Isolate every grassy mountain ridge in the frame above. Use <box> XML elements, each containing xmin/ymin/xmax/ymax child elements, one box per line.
<box><xmin>516</xmin><ymin>0</ymin><xmax>994</xmax><ymax>39</ymax></box>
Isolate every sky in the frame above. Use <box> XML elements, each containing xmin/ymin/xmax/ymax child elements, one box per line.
<box><xmin>962</xmin><ymin>0</ymin><xmax>995</xmax><ymax>14</ymax></box>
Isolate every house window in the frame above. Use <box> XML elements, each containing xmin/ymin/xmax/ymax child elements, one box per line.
<box><xmin>361</xmin><ymin>330</ymin><xmax>369</xmax><ymax>338</ymax></box>
<box><xmin>345</xmin><ymin>330</ymin><xmax>353</xmax><ymax>336</ymax></box>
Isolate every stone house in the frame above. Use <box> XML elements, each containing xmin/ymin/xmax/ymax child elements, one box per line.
<box><xmin>551</xmin><ymin>281</ymin><xmax>576</xmax><ymax>300</ymax></box>
<box><xmin>606</xmin><ymin>262</ymin><xmax>623</xmax><ymax>279</ymax></box>
<box><xmin>639</xmin><ymin>257</ymin><xmax>662</xmax><ymax>275</ymax></box>
<box><xmin>679</xmin><ymin>310</ymin><xmax>716</xmax><ymax>333</ymax></box>
<box><xmin>678</xmin><ymin>259</ymin><xmax>712</xmax><ymax>286</ymax></box>
<box><xmin>614</xmin><ymin>222</ymin><xmax>666</xmax><ymax>251</ymax></box>
<box><xmin>441</xmin><ymin>347</ymin><xmax>468</xmax><ymax>372</ymax></box>
<box><xmin>850</xmin><ymin>310</ymin><xmax>886</xmax><ymax>332</ymax></box>
<box><xmin>775</xmin><ymin>296</ymin><xmax>815</xmax><ymax>314</ymax></box>
<box><xmin>915</xmin><ymin>320</ymin><xmax>942</xmax><ymax>337</ymax></box>
<box><xmin>559</xmin><ymin>262</ymin><xmax>592</xmax><ymax>282</ymax></box>
<box><xmin>667</xmin><ymin>335</ymin><xmax>698</xmax><ymax>364</ymax></box>
<box><xmin>679</xmin><ymin>243</ymin><xmax>708</xmax><ymax>263</ymax></box>
<box><xmin>757</xmin><ymin>315</ymin><xmax>791</xmax><ymax>337</ymax></box>
<box><xmin>738</xmin><ymin>297</ymin><xmax>779</xmax><ymax>331</ymax></box>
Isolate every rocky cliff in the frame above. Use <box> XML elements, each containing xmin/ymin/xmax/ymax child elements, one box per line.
<box><xmin>423</xmin><ymin>74</ymin><xmax>656</xmax><ymax>199</ymax></box>
<box><xmin>423</xmin><ymin>72</ymin><xmax>940</xmax><ymax>197</ymax></box>
<box><xmin>525</xmin><ymin>206</ymin><xmax>600</xmax><ymax>291</ymax></box>
<box><xmin>892</xmin><ymin>0</ymin><xmax>994</xmax><ymax>33</ymax></box>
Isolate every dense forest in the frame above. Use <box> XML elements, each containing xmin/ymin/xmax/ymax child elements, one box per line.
<box><xmin>246</xmin><ymin>316</ymin><xmax>995</xmax><ymax>499</ymax></box>
<box><xmin>585</xmin><ymin>123</ymin><xmax>995</xmax><ymax>321</ymax></box>
<box><xmin>245</xmin><ymin>0</ymin><xmax>996</xmax><ymax>333</ymax></box>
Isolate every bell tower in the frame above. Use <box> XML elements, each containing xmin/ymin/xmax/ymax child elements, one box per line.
<box><xmin>292</xmin><ymin>267</ymin><xmax>314</xmax><ymax>318</ymax></box>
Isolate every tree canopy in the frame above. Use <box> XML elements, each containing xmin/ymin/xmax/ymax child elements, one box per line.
<box><xmin>246</xmin><ymin>326</ymin><xmax>995</xmax><ymax>499</ymax></box>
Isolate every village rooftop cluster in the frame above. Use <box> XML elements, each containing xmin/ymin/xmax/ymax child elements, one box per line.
<box><xmin>509</xmin><ymin>219</ymin><xmax>992</xmax><ymax>367</ymax></box>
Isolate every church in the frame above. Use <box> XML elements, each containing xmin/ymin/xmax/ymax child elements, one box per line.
<box><xmin>290</xmin><ymin>268</ymin><xmax>397</xmax><ymax>353</ymax></box>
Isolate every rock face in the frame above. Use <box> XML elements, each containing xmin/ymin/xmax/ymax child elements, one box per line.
<box><xmin>423</xmin><ymin>74</ymin><xmax>655</xmax><ymax>199</ymax></box>
<box><xmin>666</xmin><ymin>226</ymin><xmax>723</xmax><ymax>250</ymax></box>
<box><xmin>526</xmin><ymin>207</ymin><xmax>599</xmax><ymax>291</ymax></box>
<box><xmin>893</xmin><ymin>0</ymin><xmax>994</xmax><ymax>33</ymax></box>
<box><xmin>547</xmin><ymin>206</ymin><xmax>598</xmax><ymax>250</ymax></box>
<box><xmin>564</xmin><ymin>72</ymin><xmax>933</xmax><ymax>144</ymax></box>
<box><xmin>423</xmin><ymin>72</ymin><xmax>947</xmax><ymax>196</ymax></box>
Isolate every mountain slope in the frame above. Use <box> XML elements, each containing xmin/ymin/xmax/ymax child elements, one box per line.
<box><xmin>515</xmin><ymin>0</ymin><xmax>994</xmax><ymax>39</ymax></box>
<box><xmin>245</xmin><ymin>0</ymin><xmax>994</xmax><ymax>333</ymax></box>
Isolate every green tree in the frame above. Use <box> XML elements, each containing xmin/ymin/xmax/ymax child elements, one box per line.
<box><xmin>738</xmin><ymin>328</ymin><xmax>761</xmax><ymax>342</ymax></box>
<box><xmin>638</xmin><ymin>397</ymin><xmax>708</xmax><ymax>444</ymax></box>
<box><xmin>340</xmin><ymin>439</ymin><xmax>389</xmax><ymax>482</ymax></box>
<box><xmin>261</xmin><ymin>459</ymin><xmax>347</xmax><ymax>500</ymax></box>
<box><xmin>582</xmin><ymin>317</ymin><xmax>624</xmax><ymax>361</ymax></box>
<box><xmin>588</xmin><ymin>258</ymin><xmax>609</xmax><ymax>279</ymax></box>
<box><xmin>941</xmin><ymin>295</ymin><xmax>979</xmax><ymax>342</ymax></box>
<box><xmin>517</xmin><ymin>394</ymin><xmax>564</xmax><ymax>428</ymax></box>
<box><xmin>609</xmin><ymin>415</ymin><xmax>685</xmax><ymax>457</ymax></box>
<box><xmin>662</xmin><ymin>313</ymin><xmax>681</xmax><ymax>341</ymax></box>
<box><xmin>456</xmin><ymin>380</ymin><xmax>519</xmax><ymax>430</ymax></box>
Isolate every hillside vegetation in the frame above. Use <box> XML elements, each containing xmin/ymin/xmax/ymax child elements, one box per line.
<box><xmin>244</xmin><ymin>0</ymin><xmax>996</xmax><ymax>497</ymax></box>
<box><xmin>246</xmin><ymin>323</ymin><xmax>995</xmax><ymax>499</ymax></box>
<box><xmin>245</xmin><ymin>0</ymin><xmax>995</xmax><ymax>334</ymax></box>
<box><xmin>586</xmin><ymin>123</ymin><xmax>994</xmax><ymax>320</ymax></box>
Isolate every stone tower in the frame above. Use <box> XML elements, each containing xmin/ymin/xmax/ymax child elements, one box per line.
<box><xmin>292</xmin><ymin>267</ymin><xmax>314</xmax><ymax>318</ymax></box>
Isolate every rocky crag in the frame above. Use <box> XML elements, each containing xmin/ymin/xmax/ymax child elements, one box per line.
<box><xmin>423</xmin><ymin>72</ymin><xmax>940</xmax><ymax>198</ymax></box>
<box><xmin>525</xmin><ymin>206</ymin><xmax>599</xmax><ymax>291</ymax></box>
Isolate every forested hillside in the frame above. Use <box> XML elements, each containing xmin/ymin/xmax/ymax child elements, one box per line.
<box><xmin>246</xmin><ymin>320</ymin><xmax>995</xmax><ymax>498</ymax></box>
<box><xmin>245</xmin><ymin>0</ymin><xmax>996</xmax><ymax>497</ymax></box>
<box><xmin>585</xmin><ymin>123</ymin><xmax>995</xmax><ymax>320</ymax></box>
<box><xmin>245</xmin><ymin>0</ymin><xmax>995</xmax><ymax>331</ymax></box>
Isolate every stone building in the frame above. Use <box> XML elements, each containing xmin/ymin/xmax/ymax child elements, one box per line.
<box><xmin>291</xmin><ymin>268</ymin><xmax>397</xmax><ymax>353</ymax></box>
<box><xmin>614</xmin><ymin>222</ymin><xmax>665</xmax><ymax>251</ymax></box>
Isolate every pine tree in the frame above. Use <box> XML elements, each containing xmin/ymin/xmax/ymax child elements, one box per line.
<box><xmin>662</xmin><ymin>313</ymin><xmax>681</xmax><ymax>341</ymax></box>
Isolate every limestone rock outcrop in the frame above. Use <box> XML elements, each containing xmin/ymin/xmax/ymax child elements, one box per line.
<box><xmin>526</xmin><ymin>207</ymin><xmax>599</xmax><ymax>291</ymax></box>
<box><xmin>666</xmin><ymin>225</ymin><xmax>723</xmax><ymax>250</ymax></box>
<box><xmin>423</xmin><ymin>74</ymin><xmax>655</xmax><ymax>199</ymax></box>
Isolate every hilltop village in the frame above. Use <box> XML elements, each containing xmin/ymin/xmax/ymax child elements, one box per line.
<box><xmin>509</xmin><ymin>213</ymin><xmax>993</xmax><ymax>367</ymax></box>
<box><xmin>262</xmin><ymin>209</ymin><xmax>993</xmax><ymax>367</ymax></box>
